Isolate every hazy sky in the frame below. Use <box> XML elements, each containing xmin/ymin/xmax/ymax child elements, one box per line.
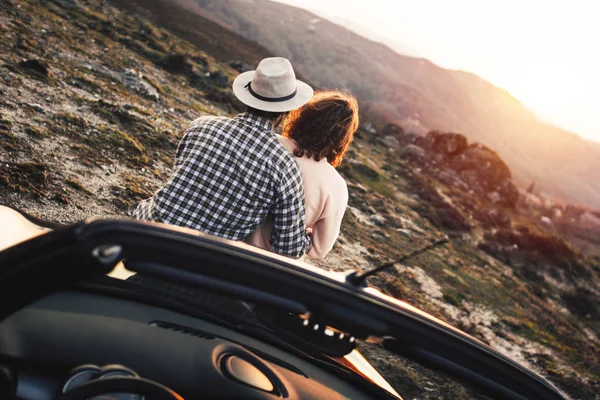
<box><xmin>271</xmin><ymin>0</ymin><xmax>600</xmax><ymax>142</ymax></box>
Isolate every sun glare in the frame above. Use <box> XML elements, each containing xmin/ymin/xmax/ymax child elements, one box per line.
<box><xmin>504</xmin><ymin>63</ymin><xmax>578</xmax><ymax>116</ymax></box>
<box><xmin>273</xmin><ymin>0</ymin><xmax>600</xmax><ymax>141</ymax></box>
<box><xmin>497</xmin><ymin>56</ymin><xmax>598</xmax><ymax>138</ymax></box>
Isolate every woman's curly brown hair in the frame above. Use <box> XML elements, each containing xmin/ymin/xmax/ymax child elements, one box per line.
<box><xmin>282</xmin><ymin>90</ymin><xmax>359</xmax><ymax>167</ymax></box>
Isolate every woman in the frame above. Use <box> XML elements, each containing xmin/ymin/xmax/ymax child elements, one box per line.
<box><xmin>246</xmin><ymin>90</ymin><xmax>359</xmax><ymax>259</ymax></box>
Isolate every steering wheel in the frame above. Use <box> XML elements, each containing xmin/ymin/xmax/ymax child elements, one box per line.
<box><xmin>56</xmin><ymin>376</ymin><xmax>184</xmax><ymax>400</ymax></box>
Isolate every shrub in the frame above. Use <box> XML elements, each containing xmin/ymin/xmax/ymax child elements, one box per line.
<box><xmin>561</xmin><ymin>288</ymin><xmax>599</xmax><ymax>320</ymax></box>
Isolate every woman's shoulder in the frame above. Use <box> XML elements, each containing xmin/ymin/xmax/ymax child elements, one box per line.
<box><xmin>328</xmin><ymin>166</ymin><xmax>348</xmax><ymax>193</ymax></box>
<box><xmin>276</xmin><ymin>134</ymin><xmax>297</xmax><ymax>153</ymax></box>
<box><xmin>311</xmin><ymin>161</ymin><xmax>348</xmax><ymax>196</ymax></box>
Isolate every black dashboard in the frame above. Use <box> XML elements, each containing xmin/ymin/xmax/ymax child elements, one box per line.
<box><xmin>0</xmin><ymin>290</ymin><xmax>382</xmax><ymax>399</ymax></box>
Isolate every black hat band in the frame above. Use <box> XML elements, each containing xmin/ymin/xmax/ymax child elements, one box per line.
<box><xmin>245</xmin><ymin>81</ymin><xmax>297</xmax><ymax>102</ymax></box>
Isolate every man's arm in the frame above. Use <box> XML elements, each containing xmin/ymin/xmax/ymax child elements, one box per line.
<box><xmin>270</xmin><ymin>160</ymin><xmax>309</xmax><ymax>259</ymax></box>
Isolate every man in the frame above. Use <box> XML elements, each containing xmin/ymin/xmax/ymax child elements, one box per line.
<box><xmin>134</xmin><ymin>57</ymin><xmax>314</xmax><ymax>258</ymax></box>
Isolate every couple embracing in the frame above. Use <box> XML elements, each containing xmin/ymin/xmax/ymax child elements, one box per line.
<box><xmin>134</xmin><ymin>57</ymin><xmax>359</xmax><ymax>260</ymax></box>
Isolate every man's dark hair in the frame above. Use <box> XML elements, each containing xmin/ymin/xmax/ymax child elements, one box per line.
<box><xmin>247</xmin><ymin>106</ymin><xmax>285</xmax><ymax>121</ymax></box>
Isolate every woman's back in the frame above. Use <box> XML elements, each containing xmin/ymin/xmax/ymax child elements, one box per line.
<box><xmin>246</xmin><ymin>135</ymin><xmax>348</xmax><ymax>259</ymax></box>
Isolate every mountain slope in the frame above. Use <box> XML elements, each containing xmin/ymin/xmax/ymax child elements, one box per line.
<box><xmin>106</xmin><ymin>0</ymin><xmax>273</xmax><ymax>66</ymax></box>
<box><xmin>174</xmin><ymin>0</ymin><xmax>600</xmax><ymax>208</ymax></box>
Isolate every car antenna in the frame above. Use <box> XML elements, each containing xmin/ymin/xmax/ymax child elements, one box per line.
<box><xmin>347</xmin><ymin>238</ymin><xmax>449</xmax><ymax>287</ymax></box>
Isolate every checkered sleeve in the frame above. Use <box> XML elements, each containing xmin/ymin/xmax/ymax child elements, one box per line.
<box><xmin>173</xmin><ymin>119</ymin><xmax>201</xmax><ymax>166</ymax></box>
<box><xmin>133</xmin><ymin>197</ymin><xmax>154</xmax><ymax>221</ymax></box>
<box><xmin>270</xmin><ymin>159</ymin><xmax>310</xmax><ymax>258</ymax></box>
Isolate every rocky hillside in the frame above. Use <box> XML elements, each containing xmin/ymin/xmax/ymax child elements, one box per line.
<box><xmin>1</xmin><ymin>1</ymin><xmax>599</xmax><ymax>399</ymax></box>
<box><xmin>171</xmin><ymin>0</ymin><xmax>600</xmax><ymax>210</ymax></box>
<box><xmin>0</xmin><ymin>0</ymin><xmax>251</xmax><ymax>220</ymax></box>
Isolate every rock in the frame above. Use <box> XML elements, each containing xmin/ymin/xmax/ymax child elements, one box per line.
<box><xmin>0</xmin><ymin>119</ymin><xmax>12</xmax><ymax>131</ymax></box>
<box><xmin>400</xmin><ymin>144</ymin><xmax>426</xmax><ymax>164</ymax></box>
<box><xmin>436</xmin><ymin>169</ymin><xmax>469</xmax><ymax>190</ymax></box>
<box><xmin>474</xmin><ymin>208</ymin><xmax>511</xmax><ymax>229</ymax></box>
<box><xmin>55</xmin><ymin>0</ymin><xmax>78</xmax><ymax>9</ymax></box>
<box><xmin>228</xmin><ymin>60</ymin><xmax>254</xmax><ymax>73</ymax></box>
<box><xmin>0</xmin><ymin>1</ymin><xmax>12</xmax><ymax>13</ymax></box>
<box><xmin>358</xmin><ymin>203</ymin><xmax>376</xmax><ymax>215</ymax></box>
<box><xmin>436</xmin><ymin>201</ymin><xmax>473</xmax><ymax>232</ymax></box>
<box><xmin>550</xmin><ymin>207</ymin><xmax>563</xmax><ymax>220</ymax></box>
<box><xmin>362</xmin><ymin>122</ymin><xmax>377</xmax><ymax>135</ymax></box>
<box><xmin>188</xmin><ymin>71</ymin><xmax>210</xmax><ymax>90</ymax></box>
<box><xmin>83</xmin><ymin>62</ymin><xmax>159</xmax><ymax>102</ymax></box>
<box><xmin>496</xmin><ymin>180</ymin><xmax>519</xmax><ymax>209</ymax></box>
<box><xmin>158</xmin><ymin>54</ymin><xmax>193</xmax><ymax>74</ymax></box>
<box><xmin>397</xmin><ymin>228</ymin><xmax>413</xmax><ymax>239</ymax></box>
<box><xmin>561</xmin><ymin>288</ymin><xmax>600</xmax><ymax>320</ymax></box>
<box><xmin>398</xmin><ymin>132</ymin><xmax>418</xmax><ymax>146</ymax></box>
<box><xmin>28</xmin><ymin>103</ymin><xmax>45</xmax><ymax>113</ymax></box>
<box><xmin>564</xmin><ymin>204</ymin><xmax>586</xmax><ymax>219</ymax></box>
<box><xmin>487</xmin><ymin>192</ymin><xmax>501</xmax><ymax>203</ymax></box>
<box><xmin>18</xmin><ymin>59</ymin><xmax>50</xmax><ymax>78</ymax></box>
<box><xmin>430</xmin><ymin>153</ymin><xmax>444</xmax><ymax>164</ymax></box>
<box><xmin>400</xmin><ymin>216</ymin><xmax>425</xmax><ymax>234</ymax></box>
<box><xmin>437</xmin><ymin>142</ymin><xmax>519</xmax><ymax>208</ymax></box>
<box><xmin>413</xmin><ymin>135</ymin><xmax>431</xmax><ymax>149</ymax></box>
<box><xmin>561</xmin><ymin>211</ymin><xmax>600</xmax><ymax>239</ymax></box>
<box><xmin>207</xmin><ymin>70</ymin><xmax>229</xmax><ymax>88</ymax></box>
<box><xmin>522</xmin><ymin>192</ymin><xmax>543</xmax><ymax>208</ymax></box>
<box><xmin>381</xmin><ymin>123</ymin><xmax>404</xmax><ymax>137</ymax></box>
<box><xmin>578</xmin><ymin>211</ymin><xmax>600</xmax><ymax>234</ymax></box>
<box><xmin>427</xmin><ymin>131</ymin><xmax>468</xmax><ymax>156</ymax></box>
<box><xmin>348</xmin><ymin>206</ymin><xmax>375</xmax><ymax>226</ymax></box>
<box><xmin>369</xmin><ymin>214</ymin><xmax>387</xmax><ymax>226</ymax></box>
<box><xmin>448</xmin><ymin>143</ymin><xmax>512</xmax><ymax>188</ymax></box>
<box><xmin>347</xmin><ymin>181</ymin><xmax>368</xmax><ymax>194</ymax></box>
<box><xmin>458</xmin><ymin>170</ymin><xmax>483</xmax><ymax>193</ymax></box>
<box><xmin>379</xmin><ymin>135</ymin><xmax>399</xmax><ymax>149</ymax></box>
<box><xmin>540</xmin><ymin>216</ymin><xmax>554</xmax><ymax>230</ymax></box>
<box><xmin>371</xmin><ymin>232</ymin><xmax>386</xmax><ymax>242</ymax></box>
<box><xmin>120</xmin><ymin>69</ymin><xmax>160</xmax><ymax>101</ymax></box>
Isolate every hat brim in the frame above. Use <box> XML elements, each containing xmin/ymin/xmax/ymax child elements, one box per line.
<box><xmin>232</xmin><ymin>71</ymin><xmax>314</xmax><ymax>113</ymax></box>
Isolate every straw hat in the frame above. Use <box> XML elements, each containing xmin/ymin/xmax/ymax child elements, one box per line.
<box><xmin>232</xmin><ymin>57</ymin><xmax>313</xmax><ymax>112</ymax></box>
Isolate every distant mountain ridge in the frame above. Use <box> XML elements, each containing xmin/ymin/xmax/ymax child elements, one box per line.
<box><xmin>171</xmin><ymin>0</ymin><xmax>600</xmax><ymax>208</ymax></box>
<box><xmin>307</xmin><ymin>10</ymin><xmax>422</xmax><ymax>58</ymax></box>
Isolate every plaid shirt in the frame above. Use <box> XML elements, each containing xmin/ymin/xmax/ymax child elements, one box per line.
<box><xmin>134</xmin><ymin>113</ymin><xmax>309</xmax><ymax>258</ymax></box>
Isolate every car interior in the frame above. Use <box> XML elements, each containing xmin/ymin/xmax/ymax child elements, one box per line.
<box><xmin>0</xmin><ymin>217</ymin><xmax>566</xmax><ymax>400</ymax></box>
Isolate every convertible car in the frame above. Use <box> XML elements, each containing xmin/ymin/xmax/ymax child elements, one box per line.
<box><xmin>0</xmin><ymin>206</ymin><xmax>566</xmax><ymax>399</ymax></box>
